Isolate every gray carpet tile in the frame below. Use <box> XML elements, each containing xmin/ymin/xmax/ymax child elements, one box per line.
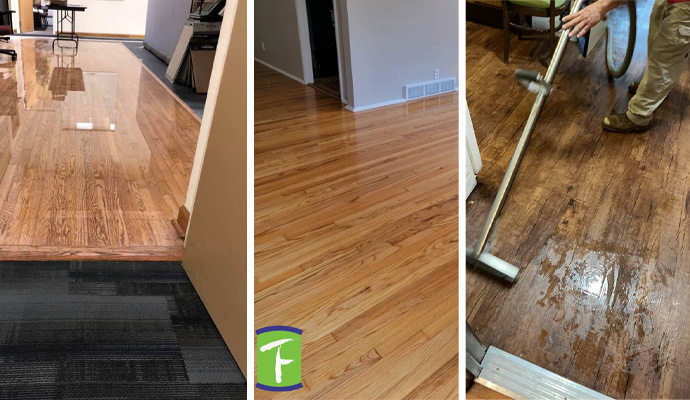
<box><xmin>122</xmin><ymin>41</ymin><xmax>207</xmax><ymax>119</ymax></box>
<box><xmin>0</xmin><ymin>261</ymin><xmax>246</xmax><ymax>399</ymax></box>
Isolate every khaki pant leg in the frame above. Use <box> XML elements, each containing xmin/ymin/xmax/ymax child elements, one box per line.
<box><xmin>647</xmin><ymin>0</ymin><xmax>667</xmax><ymax>50</ymax></box>
<box><xmin>627</xmin><ymin>1</ymin><xmax>690</xmax><ymax>125</ymax></box>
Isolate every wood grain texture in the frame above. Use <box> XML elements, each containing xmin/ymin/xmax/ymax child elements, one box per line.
<box><xmin>254</xmin><ymin>63</ymin><xmax>459</xmax><ymax>399</ymax></box>
<box><xmin>0</xmin><ymin>245</ymin><xmax>182</xmax><ymax>260</ymax></box>
<box><xmin>171</xmin><ymin>205</ymin><xmax>190</xmax><ymax>239</ymax></box>
<box><xmin>466</xmin><ymin>2</ymin><xmax>690</xmax><ymax>398</ymax></box>
<box><xmin>466</xmin><ymin>382</ymin><xmax>512</xmax><ymax>400</ymax></box>
<box><xmin>0</xmin><ymin>38</ymin><xmax>200</xmax><ymax>260</ymax></box>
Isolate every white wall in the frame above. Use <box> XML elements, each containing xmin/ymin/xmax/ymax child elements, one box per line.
<box><xmin>254</xmin><ymin>0</ymin><xmax>304</xmax><ymax>82</ymax></box>
<box><xmin>144</xmin><ymin>0</ymin><xmax>191</xmax><ymax>61</ymax></box>
<box><xmin>344</xmin><ymin>0</ymin><xmax>459</xmax><ymax>110</ymax></box>
<box><xmin>49</xmin><ymin>0</ymin><xmax>149</xmax><ymax>36</ymax></box>
<box><xmin>254</xmin><ymin>0</ymin><xmax>458</xmax><ymax>111</ymax></box>
<box><xmin>465</xmin><ymin>99</ymin><xmax>482</xmax><ymax>198</ymax></box>
<box><xmin>9</xmin><ymin>0</ymin><xmax>18</xmax><ymax>32</ymax></box>
<box><xmin>334</xmin><ymin>0</ymin><xmax>352</xmax><ymax>104</ymax></box>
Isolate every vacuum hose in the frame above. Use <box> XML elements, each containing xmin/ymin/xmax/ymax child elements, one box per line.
<box><xmin>606</xmin><ymin>0</ymin><xmax>636</xmax><ymax>78</ymax></box>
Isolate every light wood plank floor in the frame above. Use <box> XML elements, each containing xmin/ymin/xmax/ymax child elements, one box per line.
<box><xmin>254</xmin><ymin>63</ymin><xmax>459</xmax><ymax>398</ymax></box>
<box><xmin>467</xmin><ymin>2</ymin><xmax>690</xmax><ymax>398</ymax></box>
<box><xmin>0</xmin><ymin>39</ymin><xmax>200</xmax><ymax>260</ymax></box>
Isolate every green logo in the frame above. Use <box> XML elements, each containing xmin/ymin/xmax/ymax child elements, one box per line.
<box><xmin>256</xmin><ymin>326</ymin><xmax>303</xmax><ymax>391</ymax></box>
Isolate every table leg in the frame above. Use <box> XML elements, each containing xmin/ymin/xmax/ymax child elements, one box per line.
<box><xmin>72</xmin><ymin>11</ymin><xmax>79</xmax><ymax>45</ymax></box>
<box><xmin>53</xmin><ymin>9</ymin><xmax>79</xmax><ymax>50</ymax></box>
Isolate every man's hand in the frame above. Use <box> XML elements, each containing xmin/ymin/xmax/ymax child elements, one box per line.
<box><xmin>562</xmin><ymin>2</ymin><xmax>607</xmax><ymax>38</ymax></box>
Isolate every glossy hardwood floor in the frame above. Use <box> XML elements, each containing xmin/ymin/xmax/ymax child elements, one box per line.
<box><xmin>467</xmin><ymin>2</ymin><xmax>690</xmax><ymax>398</ymax></box>
<box><xmin>0</xmin><ymin>39</ymin><xmax>200</xmax><ymax>260</ymax></box>
<box><xmin>255</xmin><ymin>63</ymin><xmax>459</xmax><ymax>398</ymax></box>
<box><xmin>466</xmin><ymin>383</ymin><xmax>511</xmax><ymax>400</ymax></box>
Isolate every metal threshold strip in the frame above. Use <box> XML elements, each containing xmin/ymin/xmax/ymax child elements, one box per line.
<box><xmin>476</xmin><ymin>347</ymin><xmax>613</xmax><ymax>400</ymax></box>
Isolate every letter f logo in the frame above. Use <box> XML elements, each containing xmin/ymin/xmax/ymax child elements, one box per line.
<box><xmin>260</xmin><ymin>338</ymin><xmax>294</xmax><ymax>383</ymax></box>
<box><xmin>256</xmin><ymin>326</ymin><xmax>303</xmax><ymax>391</ymax></box>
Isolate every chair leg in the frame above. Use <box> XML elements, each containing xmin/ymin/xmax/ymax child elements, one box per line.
<box><xmin>550</xmin><ymin>1</ymin><xmax>556</xmax><ymax>55</ymax></box>
<box><xmin>550</xmin><ymin>16</ymin><xmax>555</xmax><ymax>54</ymax></box>
<box><xmin>0</xmin><ymin>49</ymin><xmax>17</xmax><ymax>61</ymax></box>
<box><xmin>503</xmin><ymin>3</ymin><xmax>510</xmax><ymax>64</ymax></box>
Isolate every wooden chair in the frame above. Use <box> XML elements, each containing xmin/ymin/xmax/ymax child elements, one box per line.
<box><xmin>502</xmin><ymin>0</ymin><xmax>571</xmax><ymax>64</ymax></box>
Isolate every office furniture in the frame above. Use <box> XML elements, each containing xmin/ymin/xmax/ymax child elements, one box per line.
<box><xmin>189</xmin><ymin>0</ymin><xmax>224</xmax><ymax>22</ymax></box>
<box><xmin>0</xmin><ymin>16</ymin><xmax>16</xmax><ymax>61</ymax></box>
<box><xmin>0</xmin><ymin>0</ymin><xmax>13</xmax><ymax>33</ymax></box>
<box><xmin>166</xmin><ymin>22</ymin><xmax>219</xmax><ymax>93</ymax></box>
<box><xmin>48</xmin><ymin>3</ymin><xmax>86</xmax><ymax>49</ymax></box>
<box><xmin>33</xmin><ymin>0</ymin><xmax>49</xmax><ymax>30</ymax></box>
<box><xmin>165</xmin><ymin>1</ymin><xmax>223</xmax><ymax>92</ymax></box>
<box><xmin>0</xmin><ymin>10</ymin><xmax>13</xmax><ymax>33</ymax></box>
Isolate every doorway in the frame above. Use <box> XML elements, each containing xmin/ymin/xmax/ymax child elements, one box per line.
<box><xmin>16</xmin><ymin>0</ymin><xmax>54</xmax><ymax>36</ymax></box>
<box><xmin>17</xmin><ymin>0</ymin><xmax>34</xmax><ymax>33</ymax></box>
<box><xmin>305</xmin><ymin>0</ymin><xmax>340</xmax><ymax>98</ymax></box>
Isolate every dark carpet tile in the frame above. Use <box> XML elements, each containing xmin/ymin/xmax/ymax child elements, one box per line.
<box><xmin>0</xmin><ymin>261</ymin><xmax>246</xmax><ymax>399</ymax></box>
<box><xmin>0</xmin><ymin>383</ymin><xmax>247</xmax><ymax>400</ymax></box>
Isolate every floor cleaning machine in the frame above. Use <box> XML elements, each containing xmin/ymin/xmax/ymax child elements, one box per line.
<box><xmin>466</xmin><ymin>0</ymin><xmax>636</xmax><ymax>283</ymax></box>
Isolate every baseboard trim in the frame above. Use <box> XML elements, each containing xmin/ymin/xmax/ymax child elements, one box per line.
<box><xmin>171</xmin><ymin>205</ymin><xmax>191</xmax><ymax>239</ymax></box>
<box><xmin>346</xmin><ymin>99</ymin><xmax>406</xmax><ymax>113</ymax></box>
<box><xmin>143</xmin><ymin>41</ymin><xmax>171</xmax><ymax>64</ymax></box>
<box><xmin>0</xmin><ymin>246</ymin><xmax>183</xmax><ymax>261</ymax></box>
<box><xmin>254</xmin><ymin>57</ymin><xmax>305</xmax><ymax>84</ymax></box>
<box><xmin>346</xmin><ymin>88</ymin><xmax>459</xmax><ymax>113</ymax></box>
<box><xmin>75</xmin><ymin>32</ymin><xmax>145</xmax><ymax>39</ymax></box>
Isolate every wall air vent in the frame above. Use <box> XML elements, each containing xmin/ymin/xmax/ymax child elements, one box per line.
<box><xmin>405</xmin><ymin>77</ymin><xmax>456</xmax><ymax>100</ymax></box>
<box><xmin>407</xmin><ymin>85</ymin><xmax>425</xmax><ymax>100</ymax></box>
<box><xmin>425</xmin><ymin>82</ymin><xmax>440</xmax><ymax>95</ymax></box>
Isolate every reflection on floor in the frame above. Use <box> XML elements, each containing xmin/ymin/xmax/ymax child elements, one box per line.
<box><xmin>17</xmin><ymin>29</ymin><xmax>54</xmax><ymax>37</ymax></box>
<box><xmin>0</xmin><ymin>38</ymin><xmax>200</xmax><ymax>260</ymax></box>
<box><xmin>309</xmin><ymin>76</ymin><xmax>340</xmax><ymax>99</ymax></box>
<box><xmin>466</xmin><ymin>2</ymin><xmax>690</xmax><ymax>398</ymax></box>
<box><xmin>255</xmin><ymin>63</ymin><xmax>459</xmax><ymax>399</ymax></box>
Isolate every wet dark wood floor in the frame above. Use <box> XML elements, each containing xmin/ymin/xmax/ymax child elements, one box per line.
<box><xmin>466</xmin><ymin>2</ymin><xmax>690</xmax><ymax>399</ymax></box>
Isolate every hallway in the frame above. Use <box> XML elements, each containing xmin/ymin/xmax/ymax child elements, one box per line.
<box><xmin>0</xmin><ymin>38</ymin><xmax>199</xmax><ymax>260</ymax></box>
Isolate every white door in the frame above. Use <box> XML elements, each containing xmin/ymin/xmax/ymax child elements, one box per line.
<box><xmin>465</xmin><ymin>99</ymin><xmax>482</xmax><ymax>199</ymax></box>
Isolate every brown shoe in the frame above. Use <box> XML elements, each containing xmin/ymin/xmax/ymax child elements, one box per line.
<box><xmin>602</xmin><ymin>113</ymin><xmax>649</xmax><ymax>133</ymax></box>
<box><xmin>628</xmin><ymin>81</ymin><xmax>640</xmax><ymax>95</ymax></box>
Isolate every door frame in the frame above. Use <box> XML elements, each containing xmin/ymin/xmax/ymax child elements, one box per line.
<box><xmin>294</xmin><ymin>0</ymin><xmax>347</xmax><ymax>104</ymax></box>
<box><xmin>16</xmin><ymin>0</ymin><xmax>34</xmax><ymax>33</ymax></box>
